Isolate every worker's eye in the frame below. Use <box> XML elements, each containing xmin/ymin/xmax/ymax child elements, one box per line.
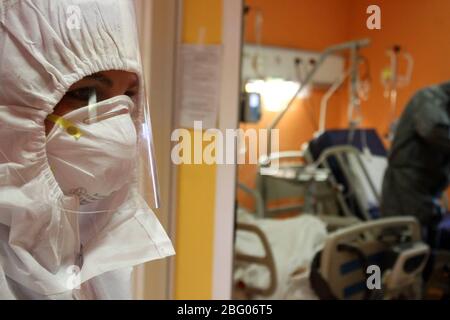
<box><xmin>66</xmin><ymin>87</ymin><xmax>95</xmax><ymax>101</ymax></box>
<box><xmin>125</xmin><ymin>90</ymin><xmax>137</xmax><ymax>99</ymax></box>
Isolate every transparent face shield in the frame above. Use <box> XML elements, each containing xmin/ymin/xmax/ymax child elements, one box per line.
<box><xmin>45</xmin><ymin>88</ymin><xmax>160</xmax><ymax>214</ymax></box>
<box><xmin>43</xmin><ymin>12</ymin><xmax>159</xmax><ymax>214</ymax></box>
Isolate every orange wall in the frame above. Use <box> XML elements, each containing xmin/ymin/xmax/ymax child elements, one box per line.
<box><xmin>239</xmin><ymin>0</ymin><xmax>353</xmax><ymax>210</ymax></box>
<box><xmin>348</xmin><ymin>0</ymin><xmax>450</xmax><ymax>142</ymax></box>
<box><xmin>245</xmin><ymin>0</ymin><xmax>352</xmax><ymax>51</ymax></box>
<box><xmin>239</xmin><ymin>0</ymin><xmax>450</xmax><ymax>210</ymax></box>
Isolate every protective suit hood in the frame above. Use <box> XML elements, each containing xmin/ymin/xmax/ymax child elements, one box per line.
<box><xmin>0</xmin><ymin>0</ymin><xmax>174</xmax><ymax>299</ymax></box>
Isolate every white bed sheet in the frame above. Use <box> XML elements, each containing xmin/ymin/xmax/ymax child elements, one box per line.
<box><xmin>234</xmin><ymin>209</ymin><xmax>326</xmax><ymax>299</ymax></box>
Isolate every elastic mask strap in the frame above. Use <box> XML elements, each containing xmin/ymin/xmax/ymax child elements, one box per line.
<box><xmin>46</xmin><ymin>114</ymin><xmax>83</xmax><ymax>140</ymax></box>
<box><xmin>46</xmin><ymin>89</ymin><xmax>96</xmax><ymax>140</ymax></box>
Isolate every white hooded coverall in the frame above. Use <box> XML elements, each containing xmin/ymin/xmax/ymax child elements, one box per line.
<box><xmin>0</xmin><ymin>0</ymin><xmax>175</xmax><ymax>299</ymax></box>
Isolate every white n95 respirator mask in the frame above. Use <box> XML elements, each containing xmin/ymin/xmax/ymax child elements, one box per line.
<box><xmin>46</xmin><ymin>95</ymin><xmax>138</xmax><ymax>207</ymax></box>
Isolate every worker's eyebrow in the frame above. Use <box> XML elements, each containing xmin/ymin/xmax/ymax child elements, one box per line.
<box><xmin>85</xmin><ymin>73</ymin><xmax>114</xmax><ymax>87</ymax></box>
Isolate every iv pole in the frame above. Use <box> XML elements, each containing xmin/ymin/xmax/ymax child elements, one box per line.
<box><xmin>262</xmin><ymin>38</ymin><xmax>371</xmax><ymax>166</ymax></box>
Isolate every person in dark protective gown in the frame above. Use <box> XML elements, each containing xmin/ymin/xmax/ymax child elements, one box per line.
<box><xmin>381</xmin><ymin>81</ymin><xmax>450</xmax><ymax>247</ymax></box>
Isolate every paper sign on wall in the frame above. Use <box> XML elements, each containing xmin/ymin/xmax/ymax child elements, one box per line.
<box><xmin>179</xmin><ymin>44</ymin><xmax>222</xmax><ymax>129</ymax></box>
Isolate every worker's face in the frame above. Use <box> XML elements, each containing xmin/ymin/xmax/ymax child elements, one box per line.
<box><xmin>45</xmin><ymin>70</ymin><xmax>138</xmax><ymax>135</ymax></box>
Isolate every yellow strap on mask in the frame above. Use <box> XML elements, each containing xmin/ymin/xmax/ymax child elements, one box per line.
<box><xmin>46</xmin><ymin>114</ymin><xmax>83</xmax><ymax>140</ymax></box>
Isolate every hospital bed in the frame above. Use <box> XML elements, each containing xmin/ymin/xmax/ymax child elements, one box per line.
<box><xmin>256</xmin><ymin>151</ymin><xmax>342</xmax><ymax>218</ymax></box>
<box><xmin>233</xmin><ymin>207</ymin><xmax>328</xmax><ymax>300</ymax></box>
<box><xmin>308</xmin><ymin>217</ymin><xmax>429</xmax><ymax>300</ymax></box>
<box><xmin>234</xmin><ymin>177</ymin><xmax>431</xmax><ymax>300</ymax></box>
<box><xmin>305</xmin><ymin>130</ymin><xmax>450</xmax><ymax>290</ymax></box>
<box><xmin>233</xmin><ymin>212</ymin><xmax>430</xmax><ymax>300</ymax></box>
<box><xmin>235</xmin><ymin>128</ymin><xmax>450</xmax><ymax>299</ymax></box>
<box><xmin>305</xmin><ymin>128</ymin><xmax>388</xmax><ymax>220</ymax></box>
<box><xmin>255</xmin><ymin>129</ymin><xmax>388</xmax><ymax>221</ymax></box>
<box><xmin>253</xmin><ymin>38</ymin><xmax>382</xmax><ymax>221</ymax></box>
<box><xmin>233</xmin><ymin>222</ymin><xmax>277</xmax><ymax>299</ymax></box>
<box><xmin>233</xmin><ymin>183</ymin><xmax>359</xmax><ymax>300</ymax></box>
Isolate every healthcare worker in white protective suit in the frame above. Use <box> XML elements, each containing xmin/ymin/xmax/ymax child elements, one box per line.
<box><xmin>0</xmin><ymin>0</ymin><xmax>175</xmax><ymax>299</ymax></box>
